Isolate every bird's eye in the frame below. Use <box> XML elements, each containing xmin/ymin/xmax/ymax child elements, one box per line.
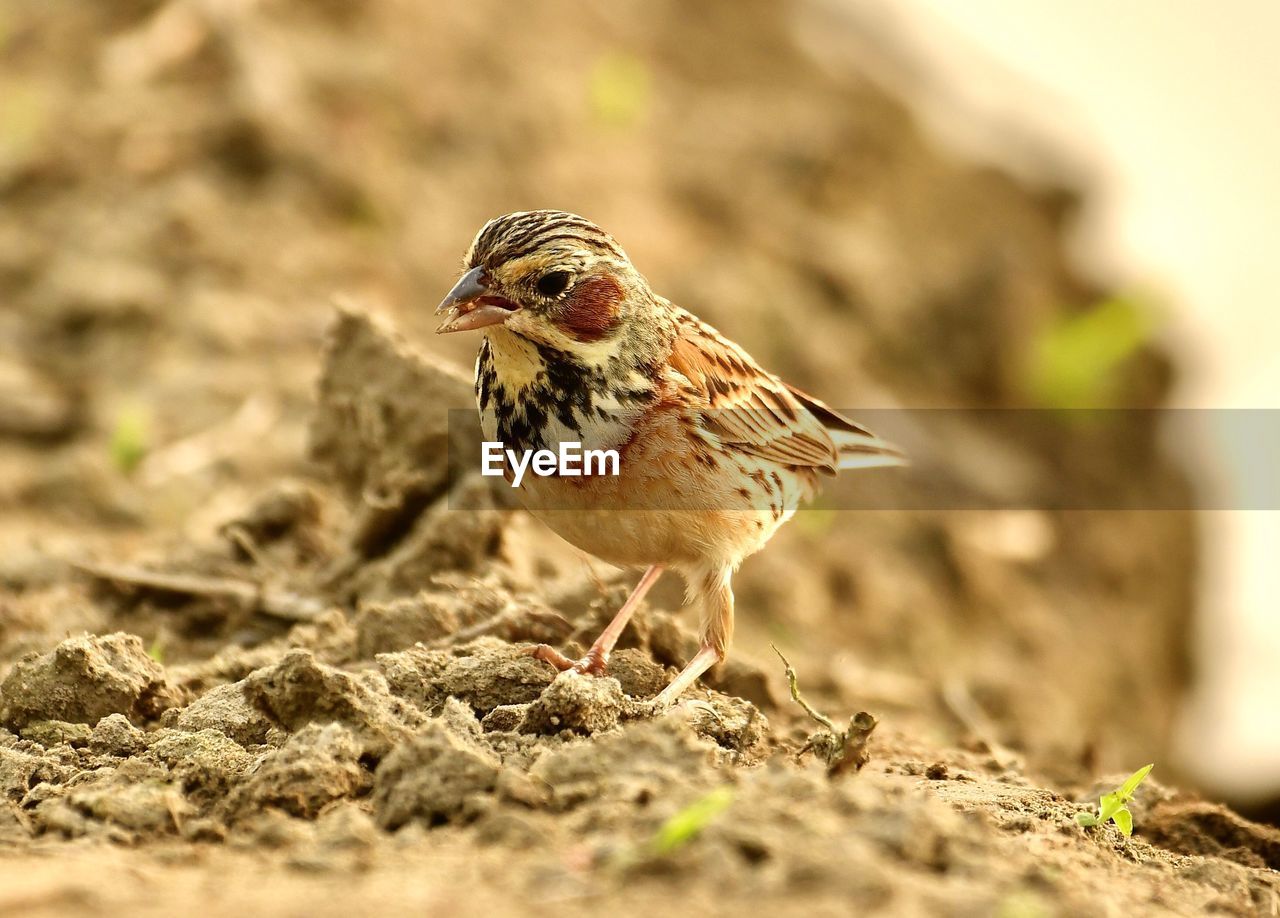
<box><xmin>536</xmin><ymin>270</ymin><xmax>572</xmax><ymax>297</ymax></box>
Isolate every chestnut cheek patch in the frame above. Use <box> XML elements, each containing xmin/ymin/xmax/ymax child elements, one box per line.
<box><xmin>556</xmin><ymin>275</ymin><xmax>624</xmax><ymax>343</ymax></box>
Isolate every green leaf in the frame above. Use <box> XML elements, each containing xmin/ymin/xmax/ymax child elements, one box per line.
<box><xmin>1077</xmin><ymin>764</ymin><xmax>1154</xmax><ymax>835</ymax></box>
<box><xmin>1097</xmin><ymin>791</ymin><xmax>1123</xmax><ymax>823</ymax></box>
<box><xmin>1113</xmin><ymin>807</ymin><xmax>1133</xmax><ymax>837</ymax></box>
<box><xmin>1026</xmin><ymin>295</ymin><xmax>1157</xmax><ymax>408</ymax></box>
<box><xmin>650</xmin><ymin>786</ymin><xmax>734</xmax><ymax>855</ymax></box>
<box><xmin>1118</xmin><ymin>763</ymin><xmax>1154</xmax><ymax>800</ymax></box>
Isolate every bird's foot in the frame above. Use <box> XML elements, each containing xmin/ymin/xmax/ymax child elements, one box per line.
<box><xmin>527</xmin><ymin>644</ymin><xmax>609</xmax><ymax>676</ymax></box>
<box><xmin>527</xmin><ymin>643</ymin><xmax>577</xmax><ymax>672</ymax></box>
<box><xmin>635</xmin><ymin>693</ymin><xmax>718</xmax><ymax>720</ymax></box>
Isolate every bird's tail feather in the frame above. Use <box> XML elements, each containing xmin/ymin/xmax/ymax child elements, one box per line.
<box><xmin>784</xmin><ymin>383</ymin><xmax>908</xmax><ymax>471</ymax></box>
<box><xmin>832</xmin><ymin>428</ymin><xmax>909</xmax><ymax>471</ymax></box>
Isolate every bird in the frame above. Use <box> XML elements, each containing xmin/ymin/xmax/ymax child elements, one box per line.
<box><xmin>435</xmin><ymin>210</ymin><xmax>904</xmax><ymax>708</ymax></box>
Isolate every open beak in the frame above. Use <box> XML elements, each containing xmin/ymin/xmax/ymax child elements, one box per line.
<box><xmin>435</xmin><ymin>266</ymin><xmax>520</xmax><ymax>334</ymax></box>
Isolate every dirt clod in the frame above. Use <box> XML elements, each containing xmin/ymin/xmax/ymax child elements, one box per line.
<box><xmin>148</xmin><ymin>728</ymin><xmax>257</xmax><ymax>805</ymax></box>
<box><xmin>18</xmin><ymin>721</ymin><xmax>92</xmax><ymax>748</ymax></box>
<box><xmin>0</xmin><ymin>633</ymin><xmax>181</xmax><ymax>730</ymax></box>
<box><xmin>1144</xmin><ymin>799</ymin><xmax>1280</xmax><ymax>870</ymax></box>
<box><xmin>372</xmin><ymin>708</ymin><xmax>501</xmax><ymax>829</ymax></box>
<box><xmin>518</xmin><ymin>671</ymin><xmax>627</xmax><ymax>736</ymax></box>
<box><xmin>354</xmin><ymin>594</ymin><xmax>463</xmax><ymax>657</ymax></box>
<box><xmin>308</xmin><ymin>309</ymin><xmax>478</xmax><ymax>506</ymax></box>
<box><xmin>604</xmin><ymin>648</ymin><xmax>670</xmax><ymax>699</ymax></box>
<box><xmin>226</xmin><ymin>723</ymin><xmax>370</xmax><ymax>821</ymax></box>
<box><xmin>479</xmin><ymin>705</ymin><xmax>528</xmax><ymax>733</ymax></box>
<box><xmin>242</xmin><ymin>650</ymin><xmax>426</xmax><ymax>758</ymax></box>
<box><xmin>529</xmin><ymin>717</ymin><xmax>719</xmax><ymax>812</ymax></box>
<box><xmin>48</xmin><ymin>773</ymin><xmax>189</xmax><ymax>838</ymax></box>
<box><xmin>377</xmin><ymin>639</ymin><xmax>554</xmax><ymax>716</ymax></box>
<box><xmin>89</xmin><ymin>713</ymin><xmax>147</xmax><ymax>757</ymax></box>
<box><xmin>168</xmin><ymin>681</ymin><xmax>284</xmax><ymax>747</ymax></box>
<box><xmin>682</xmin><ymin>695</ymin><xmax>770</xmax><ymax>758</ymax></box>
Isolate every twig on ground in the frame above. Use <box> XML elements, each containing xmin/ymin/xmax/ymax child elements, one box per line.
<box><xmin>772</xmin><ymin>644</ymin><xmax>878</xmax><ymax>776</ymax></box>
<box><xmin>74</xmin><ymin>561</ymin><xmax>327</xmax><ymax>623</ymax></box>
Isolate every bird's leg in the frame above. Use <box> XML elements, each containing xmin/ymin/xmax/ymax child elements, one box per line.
<box><xmin>575</xmin><ymin>564</ymin><xmax>664</xmax><ymax>674</ymax></box>
<box><xmin>529</xmin><ymin>564</ymin><xmax>664</xmax><ymax>676</ymax></box>
<box><xmin>652</xmin><ymin>567</ymin><xmax>733</xmax><ymax>709</ymax></box>
<box><xmin>651</xmin><ymin>643</ymin><xmax>722</xmax><ymax>708</ymax></box>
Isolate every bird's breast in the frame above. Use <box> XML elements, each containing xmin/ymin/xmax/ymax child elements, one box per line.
<box><xmin>476</xmin><ymin>332</ymin><xmax>653</xmax><ymax>456</ymax></box>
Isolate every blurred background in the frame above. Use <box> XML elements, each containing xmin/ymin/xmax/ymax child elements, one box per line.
<box><xmin>868</xmin><ymin>0</ymin><xmax>1280</xmax><ymax>805</ymax></box>
<box><xmin>0</xmin><ymin>0</ymin><xmax>1275</xmax><ymax>813</ymax></box>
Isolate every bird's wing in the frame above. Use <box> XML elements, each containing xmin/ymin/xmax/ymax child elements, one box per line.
<box><xmin>666</xmin><ymin>310</ymin><xmax>905</xmax><ymax>473</ymax></box>
<box><xmin>666</xmin><ymin>313</ymin><xmax>844</xmax><ymax>472</ymax></box>
<box><xmin>782</xmin><ymin>383</ymin><xmax>906</xmax><ymax>471</ymax></box>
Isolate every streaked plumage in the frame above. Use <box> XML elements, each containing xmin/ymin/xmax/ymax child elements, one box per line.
<box><xmin>436</xmin><ymin>210</ymin><xmax>903</xmax><ymax>706</ymax></box>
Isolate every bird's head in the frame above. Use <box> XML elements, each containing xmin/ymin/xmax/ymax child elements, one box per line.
<box><xmin>435</xmin><ymin>211</ymin><xmax>650</xmax><ymax>351</ymax></box>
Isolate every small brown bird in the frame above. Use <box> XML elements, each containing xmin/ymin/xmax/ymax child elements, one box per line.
<box><xmin>436</xmin><ymin>211</ymin><xmax>903</xmax><ymax>708</ymax></box>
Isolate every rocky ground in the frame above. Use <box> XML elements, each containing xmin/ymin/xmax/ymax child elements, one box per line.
<box><xmin>1</xmin><ymin>1</ymin><xmax>1277</xmax><ymax>915</ymax></box>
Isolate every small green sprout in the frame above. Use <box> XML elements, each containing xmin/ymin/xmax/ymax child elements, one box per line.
<box><xmin>649</xmin><ymin>786</ymin><xmax>734</xmax><ymax>855</ymax></box>
<box><xmin>1026</xmin><ymin>294</ymin><xmax>1156</xmax><ymax>408</ymax></box>
<box><xmin>1075</xmin><ymin>763</ymin><xmax>1153</xmax><ymax>836</ymax></box>
<box><xmin>109</xmin><ymin>404</ymin><xmax>150</xmax><ymax>474</ymax></box>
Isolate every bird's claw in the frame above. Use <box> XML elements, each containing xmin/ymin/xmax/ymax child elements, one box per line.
<box><xmin>637</xmin><ymin>695</ymin><xmax>717</xmax><ymax>720</ymax></box>
<box><xmin>527</xmin><ymin>643</ymin><xmax>577</xmax><ymax>672</ymax></box>
<box><xmin>573</xmin><ymin>648</ymin><xmax>608</xmax><ymax>676</ymax></box>
<box><xmin>527</xmin><ymin>643</ymin><xmax>609</xmax><ymax>676</ymax></box>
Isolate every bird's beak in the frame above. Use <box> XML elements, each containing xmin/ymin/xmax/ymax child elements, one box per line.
<box><xmin>435</xmin><ymin>266</ymin><xmax>520</xmax><ymax>334</ymax></box>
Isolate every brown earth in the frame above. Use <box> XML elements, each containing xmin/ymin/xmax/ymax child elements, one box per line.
<box><xmin>0</xmin><ymin>1</ymin><xmax>1275</xmax><ymax>915</ymax></box>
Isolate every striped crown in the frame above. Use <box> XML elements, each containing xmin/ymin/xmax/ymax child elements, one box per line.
<box><xmin>466</xmin><ymin>210</ymin><xmax>627</xmax><ymax>270</ymax></box>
